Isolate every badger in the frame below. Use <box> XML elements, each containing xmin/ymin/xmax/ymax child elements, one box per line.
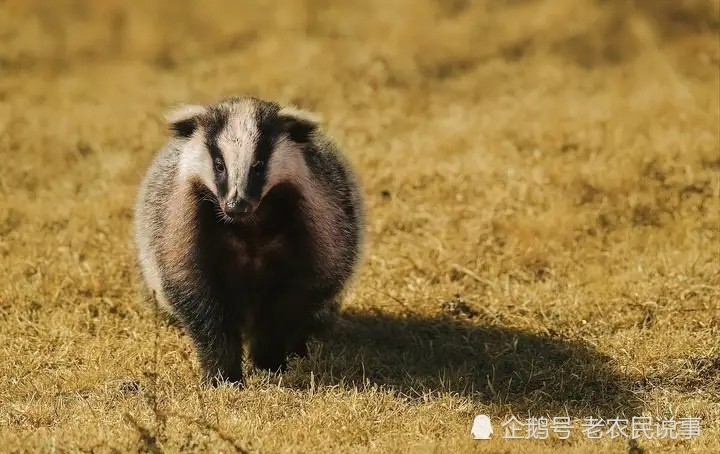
<box><xmin>133</xmin><ymin>96</ymin><xmax>364</xmax><ymax>386</ymax></box>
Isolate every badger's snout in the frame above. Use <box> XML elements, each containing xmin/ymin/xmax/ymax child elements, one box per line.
<box><xmin>225</xmin><ymin>197</ymin><xmax>254</xmax><ymax>220</ymax></box>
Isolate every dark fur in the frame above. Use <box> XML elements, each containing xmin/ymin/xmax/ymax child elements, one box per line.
<box><xmin>162</xmin><ymin>179</ymin><xmax>340</xmax><ymax>384</ymax></box>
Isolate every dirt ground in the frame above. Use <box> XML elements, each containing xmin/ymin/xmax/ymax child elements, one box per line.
<box><xmin>1</xmin><ymin>0</ymin><xmax>718</xmax><ymax>452</ymax></box>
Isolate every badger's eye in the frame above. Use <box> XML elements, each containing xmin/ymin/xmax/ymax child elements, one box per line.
<box><xmin>214</xmin><ymin>157</ymin><xmax>225</xmax><ymax>173</ymax></box>
<box><xmin>251</xmin><ymin>161</ymin><xmax>264</xmax><ymax>172</ymax></box>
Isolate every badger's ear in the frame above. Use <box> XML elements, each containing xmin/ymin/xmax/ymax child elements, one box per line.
<box><xmin>278</xmin><ymin>106</ymin><xmax>321</xmax><ymax>144</ymax></box>
<box><xmin>166</xmin><ymin>104</ymin><xmax>207</xmax><ymax>138</ymax></box>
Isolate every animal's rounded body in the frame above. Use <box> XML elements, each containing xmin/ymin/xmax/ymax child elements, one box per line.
<box><xmin>133</xmin><ymin>97</ymin><xmax>364</xmax><ymax>385</ymax></box>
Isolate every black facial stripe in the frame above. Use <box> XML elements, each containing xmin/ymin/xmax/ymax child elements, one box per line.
<box><xmin>245</xmin><ymin>100</ymin><xmax>281</xmax><ymax>201</ymax></box>
<box><xmin>245</xmin><ymin>128</ymin><xmax>273</xmax><ymax>201</ymax></box>
<box><xmin>202</xmin><ymin>108</ymin><xmax>230</xmax><ymax>199</ymax></box>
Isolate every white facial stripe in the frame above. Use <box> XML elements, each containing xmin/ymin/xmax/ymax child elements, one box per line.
<box><xmin>217</xmin><ymin>103</ymin><xmax>260</xmax><ymax>198</ymax></box>
<box><xmin>177</xmin><ymin>133</ymin><xmax>217</xmax><ymax>194</ymax></box>
<box><xmin>265</xmin><ymin>137</ymin><xmax>309</xmax><ymax>192</ymax></box>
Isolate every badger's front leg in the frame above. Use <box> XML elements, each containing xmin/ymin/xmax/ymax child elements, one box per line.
<box><xmin>249</xmin><ymin>296</ymin><xmax>314</xmax><ymax>372</ymax></box>
<box><xmin>249</xmin><ymin>318</ymin><xmax>300</xmax><ymax>373</ymax></box>
<box><xmin>188</xmin><ymin>314</ymin><xmax>244</xmax><ymax>386</ymax></box>
<box><xmin>168</xmin><ymin>282</ymin><xmax>244</xmax><ymax>386</ymax></box>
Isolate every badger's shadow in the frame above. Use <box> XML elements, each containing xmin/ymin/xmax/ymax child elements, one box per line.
<box><xmin>285</xmin><ymin>309</ymin><xmax>640</xmax><ymax>418</ymax></box>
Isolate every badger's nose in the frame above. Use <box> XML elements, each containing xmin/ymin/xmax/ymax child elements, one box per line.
<box><xmin>225</xmin><ymin>198</ymin><xmax>254</xmax><ymax>219</ymax></box>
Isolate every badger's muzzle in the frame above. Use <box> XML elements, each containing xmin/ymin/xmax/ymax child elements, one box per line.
<box><xmin>225</xmin><ymin>197</ymin><xmax>254</xmax><ymax>220</ymax></box>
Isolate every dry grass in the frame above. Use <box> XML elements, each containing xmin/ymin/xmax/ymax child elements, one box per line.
<box><xmin>1</xmin><ymin>0</ymin><xmax>719</xmax><ymax>452</ymax></box>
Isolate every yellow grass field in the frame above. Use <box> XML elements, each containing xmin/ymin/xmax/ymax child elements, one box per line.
<box><xmin>1</xmin><ymin>0</ymin><xmax>718</xmax><ymax>452</ymax></box>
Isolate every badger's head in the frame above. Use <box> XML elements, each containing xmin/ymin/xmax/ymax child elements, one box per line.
<box><xmin>169</xmin><ymin>97</ymin><xmax>319</xmax><ymax>222</ymax></box>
